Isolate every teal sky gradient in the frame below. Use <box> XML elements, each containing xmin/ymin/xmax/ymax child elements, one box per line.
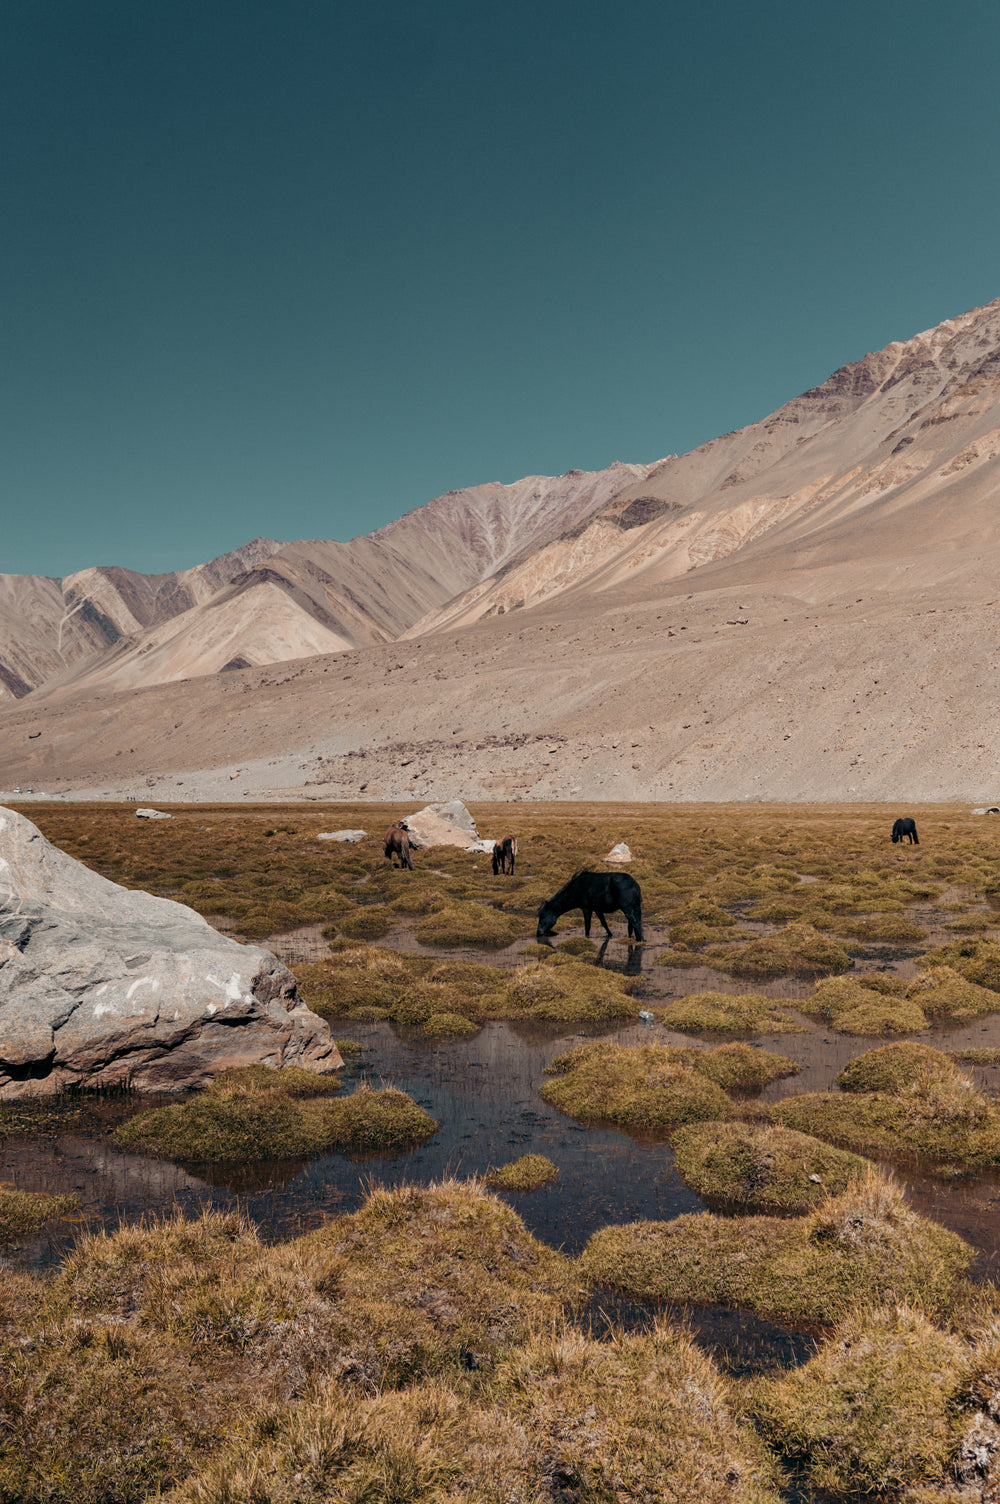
<box><xmin>3</xmin><ymin>0</ymin><xmax>1000</xmax><ymax>575</ymax></box>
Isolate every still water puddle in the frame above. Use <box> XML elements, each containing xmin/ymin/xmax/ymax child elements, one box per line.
<box><xmin>8</xmin><ymin>923</ymin><xmax>1000</xmax><ymax>1372</ymax></box>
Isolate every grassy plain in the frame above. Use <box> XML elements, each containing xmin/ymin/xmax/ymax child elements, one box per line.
<box><xmin>9</xmin><ymin>800</ymin><xmax>1000</xmax><ymax>1500</ymax></box>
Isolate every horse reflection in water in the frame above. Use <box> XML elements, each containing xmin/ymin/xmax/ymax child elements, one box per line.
<box><xmin>534</xmin><ymin>934</ymin><xmax>643</xmax><ymax>976</ymax></box>
<box><xmin>597</xmin><ymin>935</ymin><xmax>644</xmax><ymax>976</ymax></box>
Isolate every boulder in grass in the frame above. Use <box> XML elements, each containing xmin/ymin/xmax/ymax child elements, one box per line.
<box><xmin>0</xmin><ymin>806</ymin><xmax>342</xmax><ymax>1099</ymax></box>
<box><xmin>402</xmin><ymin>799</ymin><xmax>480</xmax><ymax>850</ymax></box>
<box><xmin>316</xmin><ymin>830</ymin><xmax>367</xmax><ymax>843</ymax></box>
<box><xmin>605</xmin><ymin>842</ymin><xmax>632</xmax><ymax>862</ymax></box>
<box><xmin>136</xmin><ymin>808</ymin><xmax>171</xmax><ymax>819</ymax></box>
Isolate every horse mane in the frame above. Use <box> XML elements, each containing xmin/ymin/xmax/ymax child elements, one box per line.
<box><xmin>547</xmin><ymin>869</ymin><xmax>589</xmax><ymax>906</ymax></box>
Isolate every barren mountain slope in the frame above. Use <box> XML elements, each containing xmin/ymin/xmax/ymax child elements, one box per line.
<box><xmin>20</xmin><ymin>461</ymin><xmax>655</xmax><ymax>700</ymax></box>
<box><xmin>0</xmin><ymin>537</ymin><xmax>285</xmax><ymax>702</ymax></box>
<box><xmin>2</xmin><ymin>542</ymin><xmax>998</xmax><ymax>804</ymax></box>
<box><xmin>411</xmin><ymin>297</ymin><xmax>1000</xmax><ymax>628</ymax></box>
<box><xmin>370</xmin><ymin>460</ymin><xmax>664</xmax><ymax>592</ymax></box>
<box><xmin>5</xmin><ymin>296</ymin><xmax>1000</xmax><ymax>803</ymax></box>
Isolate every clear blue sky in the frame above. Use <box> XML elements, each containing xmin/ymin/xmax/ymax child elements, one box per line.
<box><xmin>4</xmin><ymin>0</ymin><xmax>999</xmax><ymax>577</ymax></box>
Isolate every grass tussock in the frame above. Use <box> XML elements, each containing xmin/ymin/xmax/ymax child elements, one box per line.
<box><xmin>711</xmin><ymin>924</ymin><xmax>855</xmax><ymax>980</ymax></box>
<box><xmin>919</xmin><ymin>937</ymin><xmax>1000</xmax><ymax>993</ymax></box>
<box><xmin>747</xmin><ymin>1304</ymin><xmax>968</xmax><ymax>1499</ymax></box>
<box><xmin>503</xmin><ymin>959</ymin><xmax>640</xmax><ymax>1024</ymax></box>
<box><xmin>163</xmin><ymin>1322</ymin><xmax>781</xmax><ymax>1504</ymax></box>
<box><xmin>540</xmin><ymin>1041</ymin><xmax>744</xmax><ymax>1128</ymax></box>
<box><xmin>291</xmin><ymin>1176</ymin><xmax>584</xmax><ymax>1381</ymax></box>
<box><xmin>297</xmin><ymin>947</ymin><xmax>638</xmax><ymax>1029</ymax></box>
<box><xmin>655</xmin><ymin>990</ymin><xmax>808</xmax><ymax>1034</ymax></box>
<box><xmin>420</xmin><ymin>1010</ymin><xmax>480</xmax><ymax>1037</ymax></box>
<box><xmin>0</xmin><ymin>1182</ymin><xmax>589</xmax><ymax>1504</ymax></box>
<box><xmin>670</xmin><ymin>1122</ymin><xmax>867</xmax><ymax>1213</ymax></box>
<box><xmin>484</xmin><ymin>1154</ymin><xmax>560</xmax><ymax>1191</ymax></box>
<box><xmin>803</xmin><ymin>966</ymin><xmax>1000</xmax><ymax>1034</ymax></box>
<box><xmin>113</xmin><ymin>1080</ymin><xmax>436</xmax><ymax>1162</ymax></box>
<box><xmin>680</xmin><ymin>1041</ymin><xmax>799</xmax><ymax>1093</ymax></box>
<box><xmin>0</xmin><ymin>1184</ymin><xmax>81</xmax><ymax>1244</ymax></box>
<box><xmin>769</xmin><ymin>1042</ymin><xmax>1000</xmax><ymax>1168</ymax></box>
<box><xmin>414</xmin><ymin>900</ymin><xmax>525</xmax><ymax>948</ymax></box>
<box><xmin>580</xmin><ymin>1167</ymin><xmax>973</xmax><ymax>1328</ymax></box>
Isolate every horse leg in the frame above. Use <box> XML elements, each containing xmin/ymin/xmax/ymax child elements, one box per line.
<box><xmin>597</xmin><ymin>910</ymin><xmax>613</xmax><ymax>937</ymax></box>
<box><xmin>582</xmin><ymin>908</ymin><xmax>592</xmax><ymax>938</ymax></box>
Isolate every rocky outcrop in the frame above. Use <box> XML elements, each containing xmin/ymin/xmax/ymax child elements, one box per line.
<box><xmin>0</xmin><ymin>807</ymin><xmax>341</xmax><ymax>1098</ymax></box>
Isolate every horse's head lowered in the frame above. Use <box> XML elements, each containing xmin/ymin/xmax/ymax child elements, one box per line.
<box><xmin>536</xmin><ymin>901</ymin><xmax>559</xmax><ymax>938</ymax></box>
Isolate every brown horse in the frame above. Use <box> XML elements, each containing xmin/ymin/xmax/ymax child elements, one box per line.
<box><xmin>492</xmin><ymin>835</ymin><xmax>518</xmax><ymax>875</ymax></box>
<box><xmin>384</xmin><ymin>824</ymin><xmax>413</xmax><ymax>870</ymax></box>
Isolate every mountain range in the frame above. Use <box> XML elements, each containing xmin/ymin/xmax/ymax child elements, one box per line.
<box><xmin>3</xmin><ymin>295</ymin><xmax>1000</xmax><ymax>802</ymax></box>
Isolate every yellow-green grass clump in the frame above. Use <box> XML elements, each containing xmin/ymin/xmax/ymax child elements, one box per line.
<box><xmin>485</xmin><ymin>1154</ymin><xmax>560</xmax><ymax>1191</ymax></box>
<box><xmin>554</xmin><ymin>935</ymin><xmax>599</xmax><ymax>956</ymax></box>
<box><xmin>949</xmin><ymin>1046</ymin><xmax>1000</xmax><ymax>1064</ymax></box>
<box><xmin>163</xmin><ymin>1324</ymin><xmax>782</xmax><ymax>1504</ymax></box>
<box><xmin>541</xmin><ymin>1041</ymin><xmax>735</xmax><ymax>1128</ymax></box>
<box><xmin>678</xmin><ymin>1041</ymin><xmax>799</xmax><ymax>1093</ymax></box>
<box><xmin>386</xmin><ymin>879</ymin><xmax>448</xmax><ymax>916</ymax></box>
<box><xmin>802</xmin><ymin>974</ymin><xmax>927</xmax><ymax>1035</ymax></box>
<box><xmin>769</xmin><ymin>1042</ymin><xmax>1000</xmax><ymax>1169</ymax></box>
<box><xmin>748</xmin><ymin>1304</ymin><xmax>990</xmax><ymax>1500</ymax></box>
<box><xmin>333</xmin><ymin>1037</ymin><xmax>366</xmax><ymax>1057</ymax></box>
<box><xmin>802</xmin><ymin>965</ymin><xmax>1000</xmax><ymax>1034</ymax></box>
<box><xmin>414</xmin><ymin>900</ymin><xmax>524</xmax><ymax>948</ymax></box>
<box><xmin>504</xmin><ymin>958</ymin><xmax>638</xmax><ymax>1023</ymax></box>
<box><xmin>670</xmin><ymin>1122</ymin><xmax>868</xmax><ymax>1213</ymax></box>
<box><xmin>295</xmin><ymin>946</ymin><xmax>410</xmax><ymax>1016</ymax></box>
<box><xmin>296</xmin><ymin>947</ymin><xmax>507</xmax><ymax>1027</ymax></box>
<box><xmin>0</xmin><ymin>1185</ymin><xmax>81</xmax><ymax>1245</ymax></box>
<box><xmin>669</xmin><ymin>895</ymin><xmax>736</xmax><ymax>948</ymax></box>
<box><xmin>708</xmin><ymin>923</ymin><xmax>855</xmax><ymax>980</ymax></box>
<box><xmin>113</xmin><ymin>1080</ymin><xmax>436</xmax><ymax>1162</ymax></box>
<box><xmin>580</xmin><ymin>1168</ymin><xmax>973</xmax><ymax>1329</ymax></box>
<box><xmin>209</xmin><ymin>1064</ymin><xmax>342</xmax><ymax>1097</ymax></box>
<box><xmin>656</xmin><ymin>989</ymin><xmax>808</xmax><ymax>1034</ymax></box>
<box><xmin>421</xmin><ymin>1010</ymin><xmax>480</xmax><ymax>1037</ymax></box>
<box><xmin>919</xmin><ymin>937</ymin><xmax>1000</xmax><ymax>992</ymax></box>
<box><xmin>944</xmin><ymin>911</ymin><xmax>999</xmax><ymax>932</ymax></box>
<box><xmin>829</xmin><ymin>913</ymin><xmax>929</xmax><ymax>944</ymax></box>
<box><xmin>335</xmin><ymin>902</ymin><xmax>394</xmax><ymax>940</ymax></box>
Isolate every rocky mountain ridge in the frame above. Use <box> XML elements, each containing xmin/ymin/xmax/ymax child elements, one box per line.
<box><xmin>4</xmin><ymin>294</ymin><xmax>1000</xmax><ymax>802</ymax></box>
<box><xmin>2</xmin><ymin>460</ymin><xmax>659</xmax><ymax>701</ymax></box>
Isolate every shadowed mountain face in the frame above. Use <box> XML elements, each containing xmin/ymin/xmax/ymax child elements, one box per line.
<box><xmin>4</xmin><ymin>296</ymin><xmax>1000</xmax><ymax>802</ymax></box>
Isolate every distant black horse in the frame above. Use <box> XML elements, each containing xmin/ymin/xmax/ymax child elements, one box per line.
<box><xmin>891</xmin><ymin>817</ymin><xmax>919</xmax><ymax>845</ymax></box>
<box><xmin>537</xmin><ymin>871</ymin><xmax>643</xmax><ymax>941</ymax></box>
<box><xmin>384</xmin><ymin>824</ymin><xmax>414</xmax><ymax>869</ymax></box>
<box><xmin>492</xmin><ymin>835</ymin><xmax>518</xmax><ymax>875</ymax></box>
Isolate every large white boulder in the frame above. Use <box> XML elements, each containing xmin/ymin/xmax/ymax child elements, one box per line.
<box><xmin>0</xmin><ymin>806</ymin><xmax>342</xmax><ymax>1099</ymax></box>
<box><xmin>402</xmin><ymin>799</ymin><xmax>480</xmax><ymax>850</ymax></box>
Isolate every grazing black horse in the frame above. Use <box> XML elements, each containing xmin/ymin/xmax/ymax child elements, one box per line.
<box><xmin>891</xmin><ymin>817</ymin><xmax>919</xmax><ymax>845</ymax></box>
<box><xmin>384</xmin><ymin>824</ymin><xmax>414</xmax><ymax>869</ymax></box>
<box><xmin>537</xmin><ymin>871</ymin><xmax>643</xmax><ymax>941</ymax></box>
<box><xmin>492</xmin><ymin>835</ymin><xmax>518</xmax><ymax>875</ymax></box>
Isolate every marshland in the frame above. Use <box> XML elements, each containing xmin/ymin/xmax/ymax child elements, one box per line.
<box><xmin>8</xmin><ymin>799</ymin><xmax>1000</xmax><ymax>1500</ymax></box>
